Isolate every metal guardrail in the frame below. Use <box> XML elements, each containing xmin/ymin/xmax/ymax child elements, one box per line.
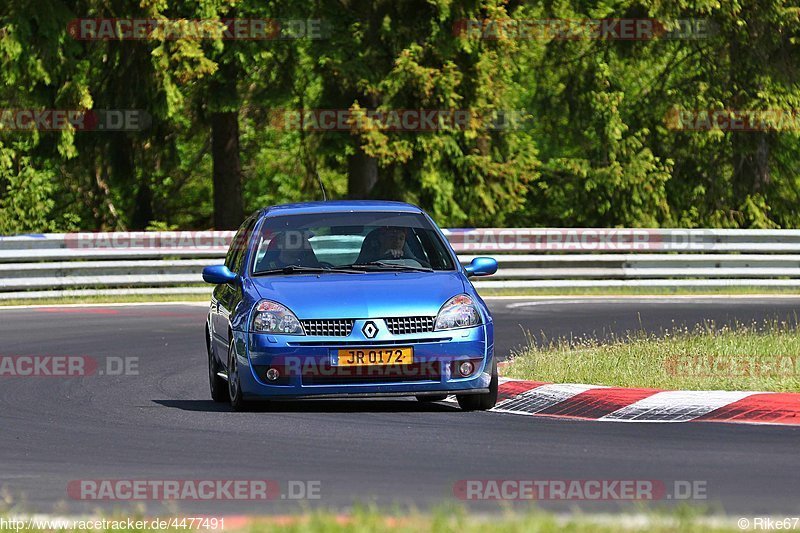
<box><xmin>1</xmin><ymin>229</ymin><xmax>800</xmax><ymax>299</ymax></box>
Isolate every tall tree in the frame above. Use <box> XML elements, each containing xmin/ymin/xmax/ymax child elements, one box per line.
<box><xmin>209</xmin><ymin>55</ymin><xmax>245</xmax><ymax>229</ymax></box>
<box><xmin>307</xmin><ymin>0</ymin><xmax>538</xmax><ymax>225</ymax></box>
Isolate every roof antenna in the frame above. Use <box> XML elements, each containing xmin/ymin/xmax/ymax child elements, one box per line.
<box><xmin>316</xmin><ymin>170</ymin><xmax>328</xmax><ymax>201</ymax></box>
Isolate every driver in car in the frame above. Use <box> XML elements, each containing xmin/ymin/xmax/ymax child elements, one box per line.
<box><xmin>357</xmin><ymin>226</ymin><xmax>412</xmax><ymax>263</ymax></box>
<box><xmin>376</xmin><ymin>226</ymin><xmax>407</xmax><ymax>259</ymax></box>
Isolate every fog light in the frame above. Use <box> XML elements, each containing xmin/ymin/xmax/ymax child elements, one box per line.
<box><xmin>265</xmin><ymin>368</ymin><xmax>280</xmax><ymax>381</ymax></box>
<box><xmin>459</xmin><ymin>361</ymin><xmax>475</xmax><ymax>377</ymax></box>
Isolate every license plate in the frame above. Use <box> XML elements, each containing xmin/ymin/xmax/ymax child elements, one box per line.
<box><xmin>334</xmin><ymin>347</ymin><xmax>414</xmax><ymax>366</ymax></box>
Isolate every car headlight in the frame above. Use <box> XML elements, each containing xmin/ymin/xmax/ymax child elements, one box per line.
<box><xmin>252</xmin><ymin>300</ymin><xmax>305</xmax><ymax>335</ymax></box>
<box><xmin>434</xmin><ymin>294</ymin><xmax>482</xmax><ymax>330</ymax></box>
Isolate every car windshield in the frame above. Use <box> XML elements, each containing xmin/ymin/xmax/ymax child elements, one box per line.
<box><xmin>251</xmin><ymin>211</ymin><xmax>456</xmax><ymax>275</ymax></box>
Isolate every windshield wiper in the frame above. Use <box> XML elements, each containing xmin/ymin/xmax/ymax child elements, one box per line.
<box><xmin>348</xmin><ymin>261</ymin><xmax>434</xmax><ymax>273</ymax></box>
<box><xmin>254</xmin><ymin>265</ymin><xmax>365</xmax><ymax>276</ymax></box>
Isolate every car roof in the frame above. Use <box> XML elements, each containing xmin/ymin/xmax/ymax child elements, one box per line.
<box><xmin>261</xmin><ymin>200</ymin><xmax>424</xmax><ymax>217</ymax></box>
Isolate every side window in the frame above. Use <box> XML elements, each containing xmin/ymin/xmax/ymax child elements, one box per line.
<box><xmin>233</xmin><ymin>217</ymin><xmax>258</xmax><ymax>274</ymax></box>
<box><xmin>225</xmin><ymin>216</ymin><xmax>257</xmax><ymax>273</ymax></box>
<box><xmin>224</xmin><ymin>231</ymin><xmax>242</xmax><ymax>271</ymax></box>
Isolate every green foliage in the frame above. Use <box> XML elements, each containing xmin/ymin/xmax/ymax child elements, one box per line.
<box><xmin>0</xmin><ymin>143</ymin><xmax>55</xmax><ymax>233</ymax></box>
<box><xmin>1</xmin><ymin>0</ymin><xmax>799</xmax><ymax>231</ymax></box>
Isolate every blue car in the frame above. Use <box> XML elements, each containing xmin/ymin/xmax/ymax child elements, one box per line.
<box><xmin>202</xmin><ymin>201</ymin><xmax>498</xmax><ymax>411</ymax></box>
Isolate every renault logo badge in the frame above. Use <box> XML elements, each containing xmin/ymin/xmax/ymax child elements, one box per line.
<box><xmin>362</xmin><ymin>321</ymin><xmax>379</xmax><ymax>339</ymax></box>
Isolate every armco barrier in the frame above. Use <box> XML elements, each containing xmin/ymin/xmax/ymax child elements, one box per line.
<box><xmin>1</xmin><ymin>228</ymin><xmax>800</xmax><ymax>299</ymax></box>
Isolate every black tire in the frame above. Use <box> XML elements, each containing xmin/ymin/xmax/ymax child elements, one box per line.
<box><xmin>457</xmin><ymin>359</ymin><xmax>498</xmax><ymax>411</ymax></box>
<box><xmin>416</xmin><ymin>394</ymin><xmax>448</xmax><ymax>403</ymax></box>
<box><xmin>227</xmin><ymin>340</ymin><xmax>252</xmax><ymax>412</ymax></box>
<box><xmin>208</xmin><ymin>326</ymin><xmax>229</xmax><ymax>403</ymax></box>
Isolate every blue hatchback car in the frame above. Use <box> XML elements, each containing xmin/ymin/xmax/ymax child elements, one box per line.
<box><xmin>202</xmin><ymin>201</ymin><xmax>498</xmax><ymax>411</ymax></box>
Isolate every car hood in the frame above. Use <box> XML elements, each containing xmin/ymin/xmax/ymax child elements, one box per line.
<box><xmin>251</xmin><ymin>271</ymin><xmax>466</xmax><ymax>319</ymax></box>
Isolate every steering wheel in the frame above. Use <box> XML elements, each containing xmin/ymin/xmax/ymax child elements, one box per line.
<box><xmin>380</xmin><ymin>249</ymin><xmax>404</xmax><ymax>260</ymax></box>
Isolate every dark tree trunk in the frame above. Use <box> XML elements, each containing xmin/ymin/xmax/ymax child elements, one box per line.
<box><xmin>347</xmin><ymin>145</ymin><xmax>379</xmax><ymax>199</ymax></box>
<box><xmin>728</xmin><ymin>15</ymin><xmax>771</xmax><ymax>204</ymax></box>
<box><xmin>347</xmin><ymin>87</ymin><xmax>379</xmax><ymax>198</ymax></box>
<box><xmin>211</xmin><ymin>110</ymin><xmax>244</xmax><ymax>229</ymax></box>
<box><xmin>210</xmin><ymin>54</ymin><xmax>245</xmax><ymax>230</ymax></box>
<box><xmin>131</xmin><ymin>181</ymin><xmax>153</xmax><ymax>229</ymax></box>
<box><xmin>732</xmin><ymin>133</ymin><xmax>770</xmax><ymax>197</ymax></box>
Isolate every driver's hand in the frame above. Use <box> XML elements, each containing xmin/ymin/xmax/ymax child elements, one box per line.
<box><xmin>386</xmin><ymin>248</ymin><xmax>403</xmax><ymax>258</ymax></box>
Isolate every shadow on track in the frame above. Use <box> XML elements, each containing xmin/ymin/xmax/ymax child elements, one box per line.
<box><xmin>153</xmin><ymin>399</ymin><xmax>461</xmax><ymax>413</ymax></box>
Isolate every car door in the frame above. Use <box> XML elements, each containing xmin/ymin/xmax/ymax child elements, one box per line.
<box><xmin>212</xmin><ymin>216</ymin><xmax>257</xmax><ymax>359</ymax></box>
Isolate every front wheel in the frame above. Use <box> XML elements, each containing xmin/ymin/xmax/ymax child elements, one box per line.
<box><xmin>227</xmin><ymin>340</ymin><xmax>252</xmax><ymax>412</ymax></box>
<box><xmin>457</xmin><ymin>359</ymin><xmax>498</xmax><ymax>411</ymax></box>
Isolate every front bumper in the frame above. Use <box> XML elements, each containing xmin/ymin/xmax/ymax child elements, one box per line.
<box><xmin>233</xmin><ymin>322</ymin><xmax>493</xmax><ymax>399</ymax></box>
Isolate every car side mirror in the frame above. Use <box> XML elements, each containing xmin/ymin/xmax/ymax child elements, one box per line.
<box><xmin>202</xmin><ymin>265</ymin><xmax>238</xmax><ymax>285</ymax></box>
<box><xmin>464</xmin><ymin>257</ymin><xmax>498</xmax><ymax>277</ymax></box>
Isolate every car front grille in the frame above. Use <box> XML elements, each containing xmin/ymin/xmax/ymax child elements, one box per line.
<box><xmin>384</xmin><ymin>316</ymin><xmax>436</xmax><ymax>335</ymax></box>
<box><xmin>301</xmin><ymin>319</ymin><xmax>355</xmax><ymax>337</ymax></box>
<box><xmin>299</xmin><ymin>317</ymin><xmax>437</xmax><ymax>337</ymax></box>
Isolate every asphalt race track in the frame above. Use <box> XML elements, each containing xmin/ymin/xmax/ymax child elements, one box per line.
<box><xmin>1</xmin><ymin>297</ymin><xmax>799</xmax><ymax>515</ymax></box>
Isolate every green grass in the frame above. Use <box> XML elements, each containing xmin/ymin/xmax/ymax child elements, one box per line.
<box><xmin>505</xmin><ymin>320</ymin><xmax>800</xmax><ymax>391</ymax></box>
<box><xmin>478</xmin><ymin>286</ymin><xmax>800</xmax><ymax>297</ymax></box>
<box><xmin>1</xmin><ymin>285</ymin><xmax>799</xmax><ymax>307</ymax></box>
<box><xmin>0</xmin><ymin>293</ymin><xmax>210</xmax><ymax>307</ymax></box>
<box><xmin>0</xmin><ymin>506</ymin><xmax>741</xmax><ymax>533</ymax></box>
<box><xmin>234</xmin><ymin>507</ymin><xmax>737</xmax><ymax>532</ymax></box>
